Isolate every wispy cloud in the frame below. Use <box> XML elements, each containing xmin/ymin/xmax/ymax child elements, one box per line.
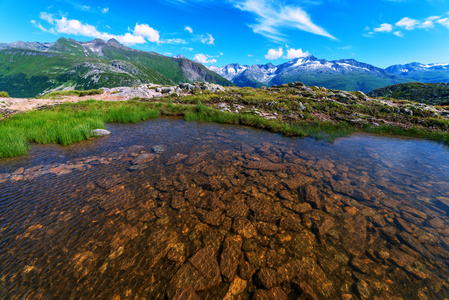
<box><xmin>234</xmin><ymin>0</ymin><xmax>336</xmax><ymax>42</ymax></box>
<box><xmin>437</xmin><ymin>18</ymin><xmax>449</xmax><ymax>28</ymax></box>
<box><xmin>163</xmin><ymin>38</ymin><xmax>188</xmax><ymax>44</ymax></box>
<box><xmin>201</xmin><ymin>33</ymin><xmax>215</xmax><ymax>45</ymax></box>
<box><xmin>101</xmin><ymin>7</ymin><xmax>109</xmax><ymax>14</ymax></box>
<box><xmin>184</xmin><ymin>26</ymin><xmax>193</xmax><ymax>34</ymax></box>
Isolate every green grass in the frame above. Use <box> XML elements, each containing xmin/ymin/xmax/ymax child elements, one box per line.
<box><xmin>1</xmin><ymin>95</ymin><xmax>449</xmax><ymax>158</ymax></box>
<box><xmin>0</xmin><ymin>91</ymin><xmax>10</xmax><ymax>98</ymax></box>
<box><xmin>0</xmin><ymin>100</ymin><xmax>355</xmax><ymax>158</ymax></box>
<box><xmin>185</xmin><ymin>102</ymin><xmax>353</xmax><ymax>141</ymax></box>
<box><xmin>41</xmin><ymin>89</ymin><xmax>104</xmax><ymax>98</ymax></box>
<box><xmin>0</xmin><ymin>100</ymin><xmax>164</xmax><ymax>158</ymax></box>
<box><xmin>364</xmin><ymin>124</ymin><xmax>449</xmax><ymax>145</ymax></box>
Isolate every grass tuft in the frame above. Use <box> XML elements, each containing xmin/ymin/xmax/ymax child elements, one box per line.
<box><xmin>0</xmin><ymin>91</ymin><xmax>10</xmax><ymax>98</ymax></box>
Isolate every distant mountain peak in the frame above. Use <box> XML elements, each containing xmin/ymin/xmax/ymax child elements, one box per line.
<box><xmin>209</xmin><ymin>55</ymin><xmax>411</xmax><ymax>92</ymax></box>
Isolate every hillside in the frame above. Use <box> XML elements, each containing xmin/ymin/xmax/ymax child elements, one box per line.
<box><xmin>368</xmin><ymin>82</ymin><xmax>449</xmax><ymax>106</ymax></box>
<box><xmin>0</xmin><ymin>38</ymin><xmax>233</xmax><ymax>98</ymax></box>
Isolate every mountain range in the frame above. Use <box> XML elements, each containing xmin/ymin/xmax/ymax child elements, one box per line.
<box><xmin>385</xmin><ymin>62</ymin><xmax>449</xmax><ymax>83</ymax></box>
<box><xmin>0</xmin><ymin>38</ymin><xmax>232</xmax><ymax>98</ymax></box>
<box><xmin>209</xmin><ymin>56</ymin><xmax>449</xmax><ymax>93</ymax></box>
<box><xmin>2</xmin><ymin>37</ymin><xmax>449</xmax><ymax>98</ymax></box>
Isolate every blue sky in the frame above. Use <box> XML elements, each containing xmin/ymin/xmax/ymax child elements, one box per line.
<box><xmin>0</xmin><ymin>0</ymin><xmax>448</xmax><ymax>68</ymax></box>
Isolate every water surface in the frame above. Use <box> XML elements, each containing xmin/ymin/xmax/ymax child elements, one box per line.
<box><xmin>1</xmin><ymin>118</ymin><xmax>449</xmax><ymax>299</ymax></box>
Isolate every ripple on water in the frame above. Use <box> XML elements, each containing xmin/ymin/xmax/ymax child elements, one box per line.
<box><xmin>1</xmin><ymin>117</ymin><xmax>449</xmax><ymax>299</ymax></box>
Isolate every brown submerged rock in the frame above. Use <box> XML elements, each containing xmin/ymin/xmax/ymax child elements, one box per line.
<box><xmin>256</xmin><ymin>268</ymin><xmax>277</xmax><ymax>289</ymax></box>
<box><xmin>253</xmin><ymin>287</ymin><xmax>288</xmax><ymax>300</ymax></box>
<box><xmin>167</xmin><ymin>153</ymin><xmax>189</xmax><ymax>165</ymax></box>
<box><xmin>131</xmin><ymin>153</ymin><xmax>155</xmax><ymax>165</ymax></box>
<box><xmin>243</xmin><ymin>160</ymin><xmax>285</xmax><ymax>172</ymax></box>
<box><xmin>167</xmin><ymin>287</ymin><xmax>200</xmax><ymax>300</ymax></box>
<box><xmin>232</xmin><ymin>218</ymin><xmax>257</xmax><ymax>239</ymax></box>
<box><xmin>239</xmin><ymin>261</ymin><xmax>256</xmax><ymax>281</ymax></box>
<box><xmin>220</xmin><ymin>235</ymin><xmax>243</xmax><ymax>282</ymax></box>
<box><xmin>171</xmin><ymin>247</ymin><xmax>221</xmax><ymax>291</ymax></box>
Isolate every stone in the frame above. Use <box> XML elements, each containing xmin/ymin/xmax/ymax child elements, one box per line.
<box><xmin>356</xmin><ymin>280</ymin><xmax>370</xmax><ymax>299</ymax></box>
<box><xmin>90</xmin><ymin>129</ymin><xmax>111</xmax><ymax>137</ymax></box>
<box><xmin>167</xmin><ymin>287</ymin><xmax>200</xmax><ymax>300</ymax></box>
<box><xmin>279</xmin><ymin>213</ymin><xmax>303</xmax><ymax>232</ymax></box>
<box><xmin>220</xmin><ymin>235</ymin><xmax>243</xmax><ymax>282</ymax></box>
<box><xmin>152</xmin><ymin>145</ymin><xmax>166</xmax><ymax>153</ymax></box>
<box><xmin>223</xmin><ymin>276</ymin><xmax>247</xmax><ymax>300</ymax></box>
<box><xmin>171</xmin><ymin>247</ymin><xmax>221</xmax><ymax>291</ymax></box>
<box><xmin>232</xmin><ymin>218</ymin><xmax>257</xmax><ymax>239</ymax></box>
<box><xmin>256</xmin><ymin>268</ymin><xmax>277</xmax><ymax>289</ymax></box>
<box><xmin>253</xmin><ymin>287</ymin><xmax>288</xmax><ymax>300</ymax></box>
<box><xmin>167</xmin><ymin>153</ymin><xmax>189</xmax><ymax>165</ymax></box>
<box><xmin>239</xmin><ymin>261</ymin><xmax>256</xmax><ymax>281</ymax></box>
<box><xmin>131</xmin><ymin>153</ymin><xmax>155</xmax><ymax>165</ymax></box>
<box><xmin>291</xmin><ymin>280</ymin><xmax>318</xmax><ymax>300</ymax></box>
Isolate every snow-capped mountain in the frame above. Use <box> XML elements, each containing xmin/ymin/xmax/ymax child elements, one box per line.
<box><xmin>386</xmin><ymin>62</ymin><xmax>449</xmax><ymax>83</ymax></box>
<box><xmin>0</xmin><ymin>41</ymin><xmax>54</xmax><ymax>51</ymax></box>
<box><xmin>208</xmin><ymin>63</ymin><xmax>248</xmax><ymax>81</ymax></box>
<box><xmin>209</xmin><ymin>56</ymin><xmax>411</xmax><ymax>93</ymax></box>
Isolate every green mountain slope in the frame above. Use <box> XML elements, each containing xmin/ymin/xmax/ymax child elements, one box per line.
<box><xmin>368</xmin><ymin>82</ymin><xmax>449</xmax><ymax>105</ymax></box>
<box><xmin>0</xmin><ymin>38</ymin><xmax>233</xmax><ymax>98</ymax></box>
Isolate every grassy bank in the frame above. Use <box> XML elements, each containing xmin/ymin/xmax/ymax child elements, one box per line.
<box><xmin>2</xmin><ymin>85</ymin><xmax>449</xmax><ymax>158</ymax></box>
<box><xmin>0</xmin><ymin>100</ymin><xmax>355</xmax><ymax>158</ymax></box>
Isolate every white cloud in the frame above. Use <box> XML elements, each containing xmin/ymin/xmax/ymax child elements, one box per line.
<box><xmin>396</xmin><ymin>17</ymin><xmax>418</xmax><ymax>30</ymax></box>
<box><xmin>82</xmin><ymin>6</ymin><xmax>90</xmax><ymax>11</ymax></box>
<box><xmin>234</xmin><ymin>0</ymin><xmax>335</xmax><ymax>42</ymax></box>
<box><xmin>284</xmin><ymin>48</ymin><xmax>309</xmax><ymax>59</ymax></box>
<box><xmin>393</xmin><ymin>31</ymin><xmax>403</xmax><ymax>37</ymax></box>
<box><xmin>101</xmin><ymin>7</ymin><xmax>109</xmax><ymax>14</ymax></box>
<box><xmin>265</xmin><ymin>47</ymin><xmax>283</xmax><ymax>60</ymax></box>
<box><xmin>437</xmin><ymin>18</ymin><xmax>449</xmax><ymax>29</ymax></box>
<box><xmin>248</xmin><ymin>54</ymin><xmax>254</xmax><ymax>57</ymax></box>
<box><xmin>201</xmin><ymin>33</ymin><xmax>215</xmax><ymax>45</ymax></box>
<box><xmin>194</xmin><ymin>53</ymin><xmax>216</xmax><ymax>64</ymax></box>
<box><xmin>182</xmin><ymin>47</ymin><xmax>194</xmax><ymax>51</ymax></box>
<box><xmin>133</xmin><ymin>23</ymin><xmax>160</xmax><ymax>43</ymax></box>
<box><xmin>338</xmin><ymin>46</ymin><xmax>352</xmax><ymax>50</ymax></box>
<box><xmin>184</xmin><ymin>26</ymin><xmax>193</xmax><ymax>34</ymax></box>
<box><xmin>37</xmin><ymin>13</ymin><xmax>163</xmax><ymax>45</ymax></box>
<box><xmin>420</xmin><ymin>20</ymin><xmax>434</xmax><ymax>29</ymax></box>
<box><xmin>374</xmin><ymin>23</ymin><xmax>393</xmax><ymax>32</ymax></box>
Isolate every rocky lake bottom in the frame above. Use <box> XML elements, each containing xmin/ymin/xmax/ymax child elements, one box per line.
<box><xmin>0</xmin><ymin>118</ymin><xmax>449</xmax><ymax>299</ymax></box>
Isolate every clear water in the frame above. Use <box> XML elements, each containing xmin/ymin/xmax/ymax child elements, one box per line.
<box><xmin>0</xmin><ymin>118</ymin><xmax>448</xmax><ymax>299</ymax></box>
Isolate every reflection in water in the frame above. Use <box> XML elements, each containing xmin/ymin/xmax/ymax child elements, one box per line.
<box><xmin>0</xmin><ymin>118</ymin><xmax>449</xmax><ymax>299</ymax></box>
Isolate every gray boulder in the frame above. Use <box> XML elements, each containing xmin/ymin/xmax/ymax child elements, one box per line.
<box><xmin>90</xmin><ymin>129</ymin><xmax>111</xmax><ymax>137</ymax></box>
